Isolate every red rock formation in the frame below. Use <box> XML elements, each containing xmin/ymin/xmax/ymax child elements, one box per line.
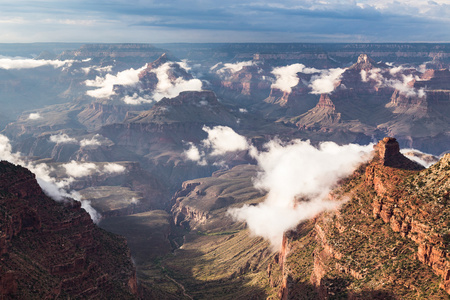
<box><xmin>0</xmin><ymin>161</ymin><xmax>138</xmax><ymax>299</ymax></box>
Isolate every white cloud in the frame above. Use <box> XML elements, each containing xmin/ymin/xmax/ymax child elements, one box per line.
<box><xmin>122</xmin><ymin>93</ymin><xmax>153</xmax><ymax>105</ymax></box>
<box><xmin>102</xmin><ymin>163</ymin><xmax>126</xmax><ymax>174</ymax></box>
<box><xmin>63</xmin><ymin>161</ymin><xmax>126</xmax><ymax>178</ymax></box>
<box><xmin>150</xmin><ymin>62</ymin><xmax>203</xmax><ymax>101</ymax></box>
<box><xmin>210</xmin><ymin>62</ymin><xmax>222</xmax><ymax>71</ymax></box>
<box><xmin>28</xmin><ymin>113</ymin><xmax>42</xmax><ymax>120</ymax></box>
<box><xmin>216</xmin><ymin>60</ymin><xmax>255</xmax><ymax>74</ymax></box>
<box><xmin>384</xmin><ymin>74</ymin><xmax>424</xmax><ymax>97</ymax></box>
<box><xmin>49</xmin><ymin>133</ymin><xmax>78</xmax><ymax>144</ymax></box>
<box><xmin>183</xmin><ymin>142</ymin><xmax>207</xmax><ymax>166</ymax></box>
<box><xmin>309</xmin><ymin>68</ymin><xmax>345</xmax><ymax>94</ymax></box>
<box><xmin>81</xmin><ymin>65</ymin><xmax>113</xmax><ymax>75</ymax></box>
<box><xmin>0</xmin><ymin>56</ymin><xmax>73</xmax><ymax>70</ymax></box>
<box><xmin>85</xmin><ymin>66</ymin><xmax>146</xmax><ymax>98</ymax></box>
<box><xmin>62</xmin><ymin>160</ymin><xmax>97</xmax><ymax>178</ymax></box>
<box><xmin>202</xmin><ymin>126</ymin><xmax>250</xmax><ymax>156</ymax></box>
<box><xmin>271</xmin><ymin>63</ymin><xmax>319</xmax><ymax>93</ymax></box>
<box><xmin>229</xmin><ymin>139</ymin><xmax>373</xmax><ymax>249</ymax></box>
<box><xmin>401</xmin><ymin>148</ymin><xmax>439</xmax><ymax>168</ymax></box>
<box><xmin>80</xmin><ymin>134</ymin><xmax>103</xmax><ymax>148</ymax></box>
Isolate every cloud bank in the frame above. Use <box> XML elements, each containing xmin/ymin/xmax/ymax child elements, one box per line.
<box><xmin>183</xmin><ymin>125</ymin><xmax>250</xmax><ymax>166</ymax></box>
<box><xmin>202</xmin><ymin>125</ymin><xmax>250</xmax><ymax>156</ymax></box>
<box><xmin>401</xmin><ymin>148</ymin><xmax>439</xmax><ymax>168</ymax></box>
<box><xmin>360</xmin><ymin>68</ymin><xmax>425</xmax><ymax>97</ymax></box>
<box><xmin>85</xmin><ymin>66</ymin><xmax>146</xmax><ymax>98</ymax></box>
<box><xmin>229</xmin><ymin>139</ymin><xmax>373</xmax><ymax>249</ymax></box>
<box><xmin>271</xmin><ymin>63</ymin><xmax>319</xmax><ymax>93</ymax></box>
<box><xmin>49</xmin><ymin>133</ymin><xmax>78</xmax><ymax>144</ymax></box>
<box><xmin>216</xmin><ymin>61</ymin><xmax>255</xmax><ymax>75</ymax></box>
<box><xmin>0</xmin><ymin>56</ymin><xmax>73</xmax><ymax>70</ymax></box>
<box><xmin>151</xmin><ymin>62</ymin><xmax>203</xmax><ymax>101</ymax></box>
<box><xmin>309</xmin><ymin>68</ymin><xmax>346</xmax><ymax>94</ymax></box>
<box><xmin>62</xmin><ymin>161</ymin><xmax>126</xmax><ymax>178</ymax></box>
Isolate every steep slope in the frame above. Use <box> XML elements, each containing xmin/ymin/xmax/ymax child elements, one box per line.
<box><xmin>274</xmin><ymin>138</ymin><xmax>450</xmax><ymax>299</ymax></box>
<box><xmin>0</xmin><ymin>161</ymin><xmax>138</xmax><ymax>299</ymax></box>
<box><xmin>166</xmin><ymin>165</ymin><xmax>277</xmax><ymax>299</ymax></box>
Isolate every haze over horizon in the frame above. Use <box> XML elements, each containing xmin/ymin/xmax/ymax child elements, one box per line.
<box><xmin>0</xmin><ymin>0</ymin><xmax>449</xmax><ymax>44</ymax></box>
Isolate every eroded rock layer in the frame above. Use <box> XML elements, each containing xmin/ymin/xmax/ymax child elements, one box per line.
<box><xmin>0</xmin><ymin>161</ymin><xmax>138</xmax><ymax>299</ymax></box>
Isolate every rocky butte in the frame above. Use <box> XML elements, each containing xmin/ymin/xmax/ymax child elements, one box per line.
<box><xmin>269</xmin><ymin>137</ymin><xmax>450</xmax><ymax>299</ymax></box>
<box><xmin>0</xmin><ymin>161</ymin><xmax>138</xmax><ymax>299</ymax></box>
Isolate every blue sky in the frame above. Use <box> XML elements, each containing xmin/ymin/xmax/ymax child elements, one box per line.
<box><xmin>0</xmin><ymin>0</ymin><xmax>449</xmax><ymax>43</ymax></box>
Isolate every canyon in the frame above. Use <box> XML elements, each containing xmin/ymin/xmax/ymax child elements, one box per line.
<box><xmin>0</xmin><ymin>43</ymin><xmax>449</xmax><ymax>299</ymax></box>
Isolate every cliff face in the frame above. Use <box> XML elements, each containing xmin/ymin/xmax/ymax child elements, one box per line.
<box><xmin>0</xmin><ymin>161</ymin><xmax>138</xmax><ymax>299</ymax></box>
<box><xmin>273</xmin><ymin>138</ymin><xmax>450</xmax><ymax>299</ymax></box>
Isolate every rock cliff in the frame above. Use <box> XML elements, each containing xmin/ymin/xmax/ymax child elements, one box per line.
<box><xmin>0</xmin><ymin>161</ymin><xmax>138</xmax><ymax>299</ymax></box>
<box><xmin>272</xmin><ymin>138</ymin><xmax>450</xmax><ymax>299</ymax></box>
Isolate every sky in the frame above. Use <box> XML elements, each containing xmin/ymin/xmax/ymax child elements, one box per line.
<box><xmin>0</xmin><ymin>0</ymin><xmax>449</xmax><ymax>43</ymax></box>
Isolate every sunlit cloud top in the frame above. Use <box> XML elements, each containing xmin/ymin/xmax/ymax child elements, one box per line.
<box><xmin>0</xmin><ymin>0</ymin><xmax>449</xmax><ymax>42</ymax></box>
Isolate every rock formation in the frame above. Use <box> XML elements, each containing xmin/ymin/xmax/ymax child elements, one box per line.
<box><xmin>270</xmin><ymin>138</ymin><xmax>450</xmax><ymax>298</ymax></box>
<box><xmin>0</xmin><ymin>161</ymin><xmax>138</xmax><ymax>299</ymax></box>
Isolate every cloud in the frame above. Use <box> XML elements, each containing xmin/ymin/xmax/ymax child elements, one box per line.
<box><xmin>361</xmin><ymin>67</ymin><xmax>425</xmax><ymax>97</ymax></box>
<box><xmin>183</xmin><ymin>142</ymin><xmax>207</xmax><ymax>166</ymax></box>
<box><xmin>271</xmin><ymin>63</ymin><xmax>319</xmax><ymax>93</ymax></box>
<box><xmin>182</xmin><ymin>126</ymin><xmax>250</xmax><ymax>166</ymax></box>
<box><xmin>28</xmin><ymin>113</ymin><xmax>42</xmax><ymax>120</ymax></box>
<box><xmin>401</xmin><ymin>148</ymin><xmax>439</xmax><ymax>168</ymax></box>
<box><xmin>0</xmin><ymin>134</ymin><xmax>100</xmax><ymax>222</ymax></box>
<box><xmin>85</xmin><ymin>66</ymin><xmax>146</xmax><ymax>98</ymax></box>
<box><xmin>0</xmin><ymin>0</ymin><xmax>449</xmax><ymax>43</ymax></box>
<box><xmin>80</xmin><ymin>134</ymin><xmax>103</xmax><ymax>148</ymax></box>
<box><xmin>49</xmin><ymin>133</ymin><xmax>78</xmax><ymax>144</ymax></box>
<box><xmin>202</xmin><ymin>125</ymin><xmax>250</xmax><ymax>156</ymax></box>
<box><xmin>216</xmin><ymin>61</ymin><xmax>255</xmax><ymax>75</ymax></box>
<box><xmin>62</xmin><ymin>160</ymin><xmax>97</xmax><ymax>178</ymax></box>
<box><xmin>122</xmin><ymin>93</ymin><xmax>154</xmax><ymax>105</ymax></box>
<box><xmin>62</xmin><ymin>161</ymin><xmax>126</xmax><ymax>178</ymax></box>
<box><xmin>150</xmin><ymin>62</ymin><xmax>203</xmax><ymax>101</ymax></box>
<box><xmin>229</xmin><ymin>139</ymin><xmax>373</xmax><ymax>249</ymax></box>
<box><xmin>103</xmin><ymin>163</ymin><xmax>126</xmax><ymax>174</ymax></box>
<box><xmin>0</xmin><ymin>56</ymin><xmax>73</xmax><ymax>70</ymax></box>
<box><xmin>309</xmin><ymin>68</ymin><xmax>346</xmax><ymax>94</ymax></box>
<box><xmin>81</xmin><ymin>65</ymin><xmax>113</xmax><ymax>75</ymax></box>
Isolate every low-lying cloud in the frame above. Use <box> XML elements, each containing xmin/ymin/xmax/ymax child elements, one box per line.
<box><xmin>361</xmin><ymin>67</ymin><xmax>425</xmax><ymax>97</ymax></box>
<box><xmin>309</xmin><ymin>68</ymin><xmax>346</xmax><ymax>94</ymax></box>
<box><xmin>183</xmin><ymin>125</ymin><xmax>250</xmax><ymax>166</ymax></box>
<box><xmin>202</xmin><ymin>126</ymin><xmax>249</xmax><ymax>156</ymax></box>
<box><xmin>401</xmin><ymin>148</ymin><xmax>439</xmax><ymax>168</ymax></box>
<box><xmin>150</xmin><ymin>62</ymin><xmax>203</xmax><ymax>102</ymax></box>
<box><xmin>62</xmin><ymin>161</ymin><xmax>126</xmax><ymax>178</ymax></box>
<box><xmin>0</xmin><ymin>56</ymin><xmax>73</xmax><ymax>70</ymax></box>
<box><xmin>80</xmin><ymin>134</ymin><xmax>104</xmax><ymax>148</ymax></box>
<box><xmin>228</xmin><ymin>139</ymin><xmax>373</xmax><ymax>249</ymax></box>
<box><xmin>216</xmin><ymin>60</ymin><xmax>255</xmax><ymax>75</ymax></box>
<box><xmin>28</xmin><ymin>113</ymin><xmax>42</xmax><ymax>120</ymax></box>
<box><xmin>49</xmin><ymin>133</ymin><xmax>78</xmax><ymax>144</ymax></box>
<box><xmin>271</xmin><ymin>63</ymin><xmax>319</xmax><ymax>93</ymax></box>
<box><xmin>184</xmin><ymin>142</ymin><xmax>207</xmax><ymax>166</ymax></box>
<box><xmin>85</xmin><ymin>66</ymin><xmax>146</xmax><ymax>98</ymax></box>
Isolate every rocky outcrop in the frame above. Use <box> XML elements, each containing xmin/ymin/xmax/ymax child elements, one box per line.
<box><xmin>77</xmin><ymin>102</ymin><xmax>150</xmax><ymax>131</ymax></box>
<box><xmin>271</xmin><ymin>138</ymin><xmax>449</xmax><ymax>298</ymax></box>
<box><xmin>0</xmin><ymin>161</ymin><xmax>138</xmax><ymax>299</ymax></box>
